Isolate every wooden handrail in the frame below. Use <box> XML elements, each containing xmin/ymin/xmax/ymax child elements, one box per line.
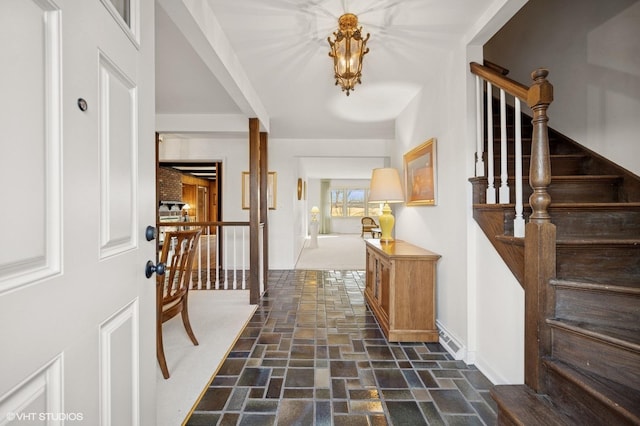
<box><xmin>470</xmin><ymin>62</ymin><xmax>528</xmax><ymax>101</ymax></box>
<box><xmin>483</xmin><ymin>60</ymin><xmax>510</xmax><ymax>76</ymax></box>
<box><xmin>157</xmin><ymin>221</ymin><xmax>252</xmax><ymax>227</ymax></box>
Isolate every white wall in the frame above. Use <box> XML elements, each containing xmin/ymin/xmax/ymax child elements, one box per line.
<box><xmin>270</xmin><ymin>139</ymin><xmax>390</xmax><ymax>268</ymax></box>
<box><xmin>159</xmin><ymin>136</ymin><xmax>390</xmax><ymax>269</ymax></box>
<box><xmin>394</xmin><ymin>53</ymin><xmax>477</xmax><ymax>370</ymax></box>
<box><xmin>484</xmin><ymin>0</ymin><xmax>640</xmax><ymax>176</ymax></box>
<box><xmin>392</xmin><ymin>0</ymin><xmax>531</xmax><ymax>384</ymax></box>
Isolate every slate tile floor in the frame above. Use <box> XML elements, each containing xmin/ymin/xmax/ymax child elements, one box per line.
<box><xmin>186</xmin><ymin>270</ymin><xmax>498</xmax><ymax>425</ymax></box>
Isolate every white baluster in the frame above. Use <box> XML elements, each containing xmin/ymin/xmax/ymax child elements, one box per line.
<box><xmin>205</xmin><ymin>227</ymin><xmax>211</xmax><ymax>289</ymax></box>
<box><xmin>486</xmin><ymin>81</ymin><xmax>496</xmax><ymax>203</ymax></box>
<box><xmin>514</xmin><ymin>99</ymin><xmax>525</xmax><ymax>237</ymax></box>
<box><xmin>258</xmin><ymin>227</ymin><xmax>264</xmax><ymax>294</ymax></box>
<box><xmin>223</xmin><ymin>228</ymin><xmax>228</xmax><ymax>289</ymax></box>
<box><xmin>499</xmin><ymin>89</ymin><xmax>510</xmax><ymax>204</ymax></box>
<box><xmin>215</xmin><ymin>226</ymin><xmax>220</xmax><ymax>289</ymax></box>
<box><xmin>232</xmin><ymin>227</ymin><xmax>237</xmax><ymax>289</ymax></box>
<box><xmin>475</xmin><ymin>76</ymin><xmax>485</xmax><ymax>177</ymax></box>
<box><xmin>241</xmin><ymin>227</ymin><xmax>246</xmax><ymax>290</ymax></box>
<box><xmin>196</xmin><ymin>231</ymin><xmax>202</xmax><ymax>289</ymax></box>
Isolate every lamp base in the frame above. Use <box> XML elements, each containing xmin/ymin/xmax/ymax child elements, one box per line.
<box><xmin>378</xmin><ymin>202</ymin><xmax>395</xmax><ymax>242</ymax></box>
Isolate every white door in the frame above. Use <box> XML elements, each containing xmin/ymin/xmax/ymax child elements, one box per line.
<box><xmin>0</xmin><ymin>0</ymin><xmax>156</xmax><ymax>424</ymax></box>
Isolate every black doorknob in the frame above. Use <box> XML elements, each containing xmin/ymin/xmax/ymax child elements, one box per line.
<box><xmin>145</xmin><ymin>260</ymin><xmax>165</xmax><ymax>278</ymax></box>
<box><xmin>145</xmin><ymin>225</ymin><xmax>157</xmax><ymax>241</ymax></box>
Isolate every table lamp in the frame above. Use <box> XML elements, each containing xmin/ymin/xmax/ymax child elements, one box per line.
<box><xmin>311</xmin><ymin>206</ymin><xmax>320</xmax><ymax>222</ymax></box>
<box><xmin>368</xmin><ymin>168</ymin><xmax>404</xmax><ymax>242</ymax></box>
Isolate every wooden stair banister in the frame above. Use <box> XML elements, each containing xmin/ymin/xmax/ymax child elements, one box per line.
<box><xmin>470</xmin><ymin>61</ymin><xmax>528</xmax><ymax>101</ymax></box>
<box><xmin>471</xmin><ymin>60</ymin><xmax>640</xmax><ymax>424</ymax></box>
<box><xmin>470</xmin><ymin>62</ymin><xmax>557</xmax><ymax>393</ymax></box>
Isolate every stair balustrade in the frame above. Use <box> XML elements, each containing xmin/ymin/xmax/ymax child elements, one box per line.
<box><xmin>470</xmin><ymin>62</ymin><xmax>553</xmax><ymax>237</ymax></box>
<box><xmin>471</xmin><ymin>61</ymin><xmax>557</xmax><ymax>392</ymax></box>
<box><xmin>470</xmin><ymin>61</ymin><xmax>640</xmax><ymax>424</ymax></box>
<box><xmin>157</xmin><ymin>221</ymin><xmax>264</xmax><ymax>294</ymax></box>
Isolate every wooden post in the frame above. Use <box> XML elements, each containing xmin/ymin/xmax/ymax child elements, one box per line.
<box><xmin>260</xmin><ymin>132</ymin><xmax>269</xmax><ymax>293</ymax></box>
<box><xmin>524</xmin><ymin>69</ymin><xmax>556</xmax><ymax>392</ymax></box>
<box><xmin>527</xmin><ymin>69</ymin><xmax>553</xmax><ymax>223</ymax></box>
<box><xmin>249</xmin><ymin>118</ymin><xmax>260</xmax><ymax>304</ymax></box>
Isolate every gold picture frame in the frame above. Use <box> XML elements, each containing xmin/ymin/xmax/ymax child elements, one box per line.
<box><xmin>242</xmin><ymin>171</ymin><xmax>277</xmax><ymax>209</ymax></box>
<box><xmin>404</xmin><ymin>138</ymin><xmax>437</xmax><ymax>206</ymax></box>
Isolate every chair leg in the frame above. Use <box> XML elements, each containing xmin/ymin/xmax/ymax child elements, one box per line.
<box><xmin>157</xmin><ymin>317</ymin><xmax>170</xmax><ymax>379</ymax></box>
<box><xmin>181</xmin><ymin>295</ymin><xmax>199</xmax><ymax>346</ymax></box>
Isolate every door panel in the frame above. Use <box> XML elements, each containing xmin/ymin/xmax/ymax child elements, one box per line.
<box><xmin>99</xmin><ymin>53</ymin><xmax>137</xmax><ymax>258</ymax></box>
<box><xmin>0</xmin><ymin>0</ymin><xmax>62</xmax><ymax>293</ymax></box>
<box><xmin>100</xmin><ymin>301</ymin><xmax>139</xmax><ymax>425</ymax></box>
<box><xmin>0</xmin><ymin>0</ymin><xmax>155</xmax><ymax>424</ymax></box>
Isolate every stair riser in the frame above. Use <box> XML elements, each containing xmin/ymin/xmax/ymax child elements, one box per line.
<box><xmin>484</xmin><ymin>155</ymin><xmax>588</xmax><ymax>176</ymax></box>
<box><xmin>545</xmin><ymin>366</ymin><xmax>640</xmax><ymax>426</ymax></box>
<box><xmin>550</xmin><ymin>210</ymin><xmax>640</xmax><ymax>239</ymax></box>
<box><xmin>503</xmin><ymin>208</ymin><xmax>640</xmax><ymax>239</ymax></box>
<box><xmin>486</xmin><ymin>139</ymin><xmax>582</xmax><ymax>156</ymax></box>
<box><xmin>473</xmin><ymin>179</ymin><xmax>622</xmax><ymax>204</ymax></box>
<box><xmin>555</xmin><ymin>288</ymin><xmax>640</xmax><ymax>331</ymax></box>
<box><xmin>551</xmin><ymin>326</ymin><xmax>640</xmax><ymax>391</ymax></box>
<box><xmin>557</xmin><ymin>246</ymin><xmax>640</xmax><ymax>287</ymax></box>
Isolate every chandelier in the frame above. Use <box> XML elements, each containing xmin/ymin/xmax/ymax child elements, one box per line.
<box><xmin>327</xmin><ymin>13</ymin><xmax>370</xmax><ymax>96</ymax></box>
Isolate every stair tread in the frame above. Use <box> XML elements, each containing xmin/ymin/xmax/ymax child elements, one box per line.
<box><xmin>472</xmin><ymin>202</ymin><xmax>640</xmax><ymax>209</ymax></box>
<box><xmin>550</xmin><ymin>278</ymin><xmax>640</xmax><ymax>295</ymax></box>
<box><xmin>544</xmin><ymin>358</ymin><xmax>640</xmax><ymax>421</ymax></box>
<box><xmin>556</xmin><ymin>238</ymin><xmax>640</xmax><ymax>245</ymax></box>
<box><xmin>490</xmin><ymin>385</ymin><xmax>574</xmax><ymax>425</ymax></box>
<box><xmin>549</xmin><ymin>202</ymin><xmax>640</xmax><ymax>209</ymax></box>
<box><xmin>547</xmin><ymin>318</ymin><xmax>640</xmax><ymax>349</ymax></box>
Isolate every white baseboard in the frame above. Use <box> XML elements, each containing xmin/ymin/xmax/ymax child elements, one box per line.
<box><xmin>436</xmin><ymin>320</ymin><xmax>466</xmax><ymax>360</ymax></box>
<box><xmin>473</xmin><ymin>353</ymin><xmax>516</xmax><ymax>385</ymax></box>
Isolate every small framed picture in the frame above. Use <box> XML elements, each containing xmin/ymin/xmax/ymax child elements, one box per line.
<box><xmin>242</xmin><ymin>171</ymin><xmax>277</xmax><ymax>209</ymax></box>
<box><xmin>403</xmin><ymin>138</ymin><xmax>437</xmax><ymax>206</ymax></box>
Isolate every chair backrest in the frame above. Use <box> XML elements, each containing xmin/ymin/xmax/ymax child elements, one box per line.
<box><xmin>362</xmin><ymin>217</ymin><xmax>377</xmax><ymax>226</ymax></box>
<box><xmin>157</xmin><ymin>228</ymin><xmax>202</xmax><ymax>306</ymax></box>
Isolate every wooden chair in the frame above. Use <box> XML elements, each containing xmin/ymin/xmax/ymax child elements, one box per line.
<box><xmin>156</xmin><ymin>228</ymin><xmax>202</xmax><ymax>379</ymax></box>
<box><xmin>361</xmin><ymin>216</ymin><xmax>379</xmax><ymax>238</ymax></box>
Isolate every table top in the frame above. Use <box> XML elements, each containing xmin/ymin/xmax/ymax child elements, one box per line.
<box><xmin>365</xmin><ymin>239</ymin><xmax>441</xmax><ymax>260</ymax></box>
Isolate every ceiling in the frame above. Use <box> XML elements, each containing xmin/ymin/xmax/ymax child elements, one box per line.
<box><xmin>155</xmin><ymin>0</ymin><xmax>498</xmax><ymax>142</ymax></box>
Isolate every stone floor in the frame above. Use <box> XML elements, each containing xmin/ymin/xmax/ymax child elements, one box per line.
<box><xmin>185</xmin><ymin>270</ymin><xmax>498</xmax><ymax>425</ymax></box>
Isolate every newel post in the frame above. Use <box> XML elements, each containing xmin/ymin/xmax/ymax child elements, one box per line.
<box><xmin>524</xmin><ymin>69</ymin><xmax>556</xmax><ymax>392</ymax></box>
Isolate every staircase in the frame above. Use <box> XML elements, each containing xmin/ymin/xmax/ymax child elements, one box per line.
<box><xmin>469</xmin><ymin>84</ymin><xmax>640</xmax><ymax>424</ymax></box>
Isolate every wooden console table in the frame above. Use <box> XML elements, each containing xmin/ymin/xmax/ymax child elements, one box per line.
<box><xmin>364</xmin><ymin>239</ymin><xmax>441</xmax><ymax>342</ymax></box>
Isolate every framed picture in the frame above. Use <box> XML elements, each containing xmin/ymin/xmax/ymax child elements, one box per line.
<box><xmin>404</xmin><ymin>138</ymin><xmax>437</xmax><ymax>206</ymax></box>
<box><xmin>242</xmin><ymin>171</ymin><xmax>277</xmax><ymax>209</ymax></box>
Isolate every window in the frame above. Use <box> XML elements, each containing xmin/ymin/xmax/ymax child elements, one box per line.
<box><xmin>330</xmin><ymin>188</ymin><xmax>380</xmax><ymax>217</ymax></box>
<box><xmin>330</xmin><ymin>189</ymin><xmax>344</xmax><ymax>216</ymax></box>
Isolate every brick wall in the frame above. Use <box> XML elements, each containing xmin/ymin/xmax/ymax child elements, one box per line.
<box><xmin>158</xmin><ymin>167</ymin><xmax>182</xmax><ymax>201</ymax></box>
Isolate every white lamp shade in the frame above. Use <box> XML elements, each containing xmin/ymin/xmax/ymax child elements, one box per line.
<box><xmin>368</xmin><ymin>168</ymin><xmax>404</xmax><ymax>203</ymax></box>
<box><xmin>311</xmin><ymin>206</ymin><xmax>320</xmax><ymax>213</ymax></box>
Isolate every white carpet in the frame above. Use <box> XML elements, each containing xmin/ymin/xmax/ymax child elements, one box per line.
<box><xmin>295</xmin><ymin>234</ymin><xmax>367</xmax><ymax>270</ymax></box>
<box><xmin>156</xmin><ymin>290</ymin><xmax>256</xmax><ymax>426</ymax></box>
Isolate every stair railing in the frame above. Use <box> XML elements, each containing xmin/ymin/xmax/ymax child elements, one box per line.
<box><xmin>157</xmin><ymin>221</ymin><xmax>264</xmax><ymax>294</ymax></box>
<box><xmin>471</xmin><ymin>62</ymin><xmax>553</xmax><ymax>236</ymax></box>
<box><xmin>471</xmin><ymin>62</ymin><xmax>556</xmax><ymax>393</ymax></box>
